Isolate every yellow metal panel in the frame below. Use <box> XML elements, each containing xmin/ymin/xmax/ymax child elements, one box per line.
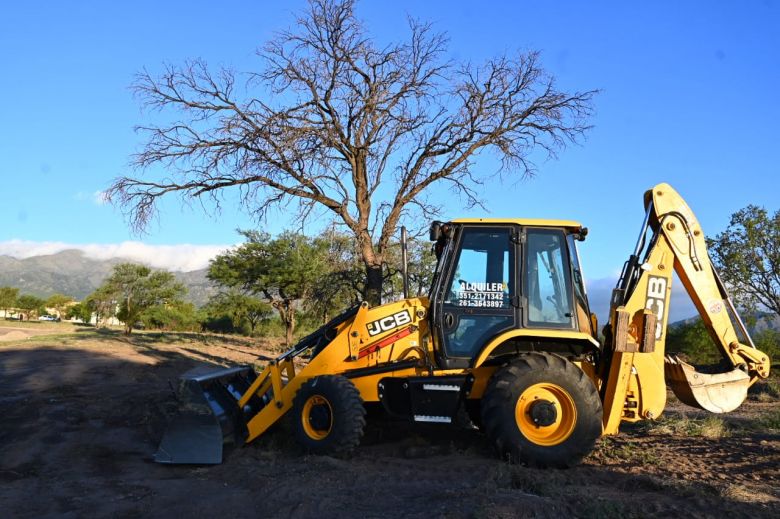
<box><xmin>631</xmin><ymin>352</ymin><xmax>666</xmax><ymax>420</ymax></box>
<box><xmin>601</xmin><ymin>350</ymin><xmax>636</xmax><ymax>434</ymax></box>
<box><xmin>602</xmin><ymin>232</ymin><xmax>675</xmax><ymax>433</ymax></box>
<box><xmin>244</xmin><ymin>297</ymin><xmax>433</xmax><ymax>442</ymax></box>
<box><xmin>466</xmin><ymin>366</ymin><xmax>499</xmax><ymax>399</ymax></box>
<box><xmin>472</xmin><ymin>329</ymin><xmax>600</xmax><ymax>368</ymax></box>
<box><xmin>452</xmin><ymin>217</ymin><xmax>583</xmax><ymax>230</ymax></box>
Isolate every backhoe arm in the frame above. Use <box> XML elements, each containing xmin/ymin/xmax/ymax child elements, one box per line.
<box><xmin>601</xmin><ymin>183</ymin><xmax>770</xmax><ymax>434</ymax></box>
<box><xmin>656</xmin><ymin>184</ymin><xmax>770</xmax><ymax>381</ymax></box>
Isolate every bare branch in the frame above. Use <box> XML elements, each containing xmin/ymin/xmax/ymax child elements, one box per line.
<box><xmin>110</xmin><ymin>0</ymin><xmax>597</xmax><ymax>304</ymax></box>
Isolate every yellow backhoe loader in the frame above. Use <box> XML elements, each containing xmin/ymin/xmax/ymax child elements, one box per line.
<box><xmin>154</xmin><ymin>183</ymin><xmax>770</xmax><ymax>467</ymax></box>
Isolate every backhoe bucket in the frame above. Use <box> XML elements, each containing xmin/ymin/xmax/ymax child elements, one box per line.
<box><xmin>154</xmin><ymin>366</ymin><xmax>257</xmax><ymax>464</ymax></box>
<box><xmin>665</xmin><ymin>356</ymin><xmax>750</xmax><ymax>413</ymax></box>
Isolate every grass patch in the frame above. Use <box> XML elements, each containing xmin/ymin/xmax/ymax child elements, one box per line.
<box><xmin>641</xmin><ymin>415</ymin><xmax>730</xmax><ymax>438</ymax></box>
<box><xmin>591</xmin><ymin>437</ymin><xmax>661</xmax><ymax>465</ymax></box>
<box><xmin>749</xmin><ymin>377</ymin><xmax>780</xmax><ymax>402</ymax></box>
<box><xmin>696</xmin><ymin>416</ymin><xmax>731</xmax><ymax>438</ymax></box>
<box><xmin>754</xmin><ymin>392</ymin><xmax>776</xmax><ymax>403</ymax></box>
<box><xmin>0</xmin><ymin>319</ymin><xmax>78</xmax><ymax>331</ymax></box>
<box><xmin>755</xmin><ymin>408</ymin><xmax>780</xmax><ymax>430</ymax></box>
<box><xmin>720</xmin><ymin>484</ymin><xmax>755</xmax><ymax>503</ymax></box>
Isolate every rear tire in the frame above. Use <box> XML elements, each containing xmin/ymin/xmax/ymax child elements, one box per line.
<box><xmin>481</xmin><ymin>352</ymin><xmax>602</xmax><ymax>468</ymax></box>
<box><xmin>292</xmin><ymin>375</ymin><xmax>366</xmax><ymax>455</ymax></box>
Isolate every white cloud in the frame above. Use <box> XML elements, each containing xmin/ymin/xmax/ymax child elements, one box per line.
<box><xmin>93</xmin><ymin>190</ymin><xmax>109</xmax><ymax>205</ymax></box>
<box><xmin>73</xmin><ymin>190</ymin><xmax>109</xmax><ymax>206</ymax></box>
<box><xmin>0</xmin><ymin>240</ymin><xmax>233</xmax><ymax>272</ymax></box>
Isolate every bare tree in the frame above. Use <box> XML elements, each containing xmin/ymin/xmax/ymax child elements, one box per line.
<box><xmin>108</xmin><ymin>0</ymin><xmax>596</xmax><ymax>306</ymax></box>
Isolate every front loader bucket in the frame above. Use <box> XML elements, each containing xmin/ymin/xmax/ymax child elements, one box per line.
<box><xmin>665</xmin><ymin>356</ymin><xmax>750</xmax><ymax>413</ymax></box>
<box><xmin>154</xmin><ymin>365</ymin><xmax>257</xmax><ymax>464</ymax></box>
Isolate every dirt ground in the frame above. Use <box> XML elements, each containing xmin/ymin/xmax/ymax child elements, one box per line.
<box><xmin>1</xmin><ymin>325</ymin><xmax>778</xmax><ymax>518</ymax></box>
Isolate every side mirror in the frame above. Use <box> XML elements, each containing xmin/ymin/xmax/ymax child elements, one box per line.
<box><xmin>429</xmin><ymin>221</ymin><xmax>443</xmax><ymax>241</ymax></box>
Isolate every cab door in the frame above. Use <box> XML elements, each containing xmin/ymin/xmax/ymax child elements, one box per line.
<box><xmin>523</xmin><ymin>228</ymin><xmax>577</xmax><ymax>330</ymax></box>
<box><xmin>432</xmin><ymin>225</ymin><xmax>518</xmax><ymax>368</ymax></box>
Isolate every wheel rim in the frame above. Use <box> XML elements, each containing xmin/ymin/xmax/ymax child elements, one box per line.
<box><xmin>515</xmin><ymin>382</ymin><xmax>576</xmax><ymax>446</ymax></box>
<box><xmin>302</xmin><ymin>395</ymin><xmax>333</xmax><ymax>440</ymax></box>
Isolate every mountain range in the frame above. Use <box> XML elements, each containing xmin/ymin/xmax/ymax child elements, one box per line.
<box><xmin>0</xmin><ymin>250</ymin><xmax>216</xmax><ymax>306</ymax></box>
<box><xmin>2</xmin><ymin>250</ymin><xmax>777</xmax><ymax>334</ymax></box>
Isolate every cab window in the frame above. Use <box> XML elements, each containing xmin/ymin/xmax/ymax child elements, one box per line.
<box><xmin>525</xmin><ymin>229</ymin><xmax>574</xmax><ymax>327</ymax></box>
<box><xmin>445</xmin><ymin>229</ymin><xmax>510</xmax><ymax>309</ymax></box>
<box><xmin>567</xmin><ymin>233</ymin><xmax>593</xmax><ymax>334</ymax></box>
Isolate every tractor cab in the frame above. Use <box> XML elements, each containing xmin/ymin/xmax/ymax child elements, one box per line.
<box><xmin>428</xmin><ymin>219</ymin><xmax>596</xmax><ymax>369</ymax></box>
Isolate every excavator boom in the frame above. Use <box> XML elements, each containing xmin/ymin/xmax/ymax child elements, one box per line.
<box><xmin>601</xmin><ymin>183</ymin><xmax>770</xmax><ymax>433</ymax></box>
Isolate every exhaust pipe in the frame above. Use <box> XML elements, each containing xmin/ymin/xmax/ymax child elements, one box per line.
<box><xmin>401</xmin><ymin>226</ymin><xmax>409</xmax><ymax>300</ymax></box>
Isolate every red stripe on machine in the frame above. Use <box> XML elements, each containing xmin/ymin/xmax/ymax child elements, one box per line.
<box><xmin>357</xmin><ymin>326</ymin><xmax>414</xmax><ymax>359</ymax></box>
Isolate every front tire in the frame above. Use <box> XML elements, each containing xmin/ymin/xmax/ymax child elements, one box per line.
<box><xmin>292</xmin><ymin>375</ymin><xmax>366</xmax><ymax>455</ymax></box>
<box><xmin>481</xmin><ymin>353</ymin><xmax>602</xmax><ymax>468</ymax></box>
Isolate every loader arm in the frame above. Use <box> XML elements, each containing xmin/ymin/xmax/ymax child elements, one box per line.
<box><xmin>600</xmin><ymin>183</ymin><xmax>770</xmax><ymax>434</ymax></box>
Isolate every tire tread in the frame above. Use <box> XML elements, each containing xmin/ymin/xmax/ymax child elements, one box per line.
<box><xmin>481</xmin><ymin>352</ymin><xmax>602</xmax><ymax>468</ymax></box>
<box><xmin>292</xmin><ymin>375</ymin><xmax>366</xmax><ymax>455</ymax></box>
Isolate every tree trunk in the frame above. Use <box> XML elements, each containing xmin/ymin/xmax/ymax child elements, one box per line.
<box><xmin>275</xmin><ymin>300</ymin><xmax>296</xmax><ymax>346</ymax></box>
<box><xmin>355</xmin><ymin>222</ymin><xmax>385</xmax><ymax>307</ymax></box>
<box><xmin>285</xmin><ymin>310</ymin><xmax>295</xmax><ymax>346</ymax></box>
<box><xmin>364</xmin><ymin>262</ymin><xmax>383</xmax><ymax>307</ymax></box>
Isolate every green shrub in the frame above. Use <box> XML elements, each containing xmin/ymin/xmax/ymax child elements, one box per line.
<box><xmin>141</xmin><ymin>302</ymin><xmax>202</xmax><ymax>332</ymax></box>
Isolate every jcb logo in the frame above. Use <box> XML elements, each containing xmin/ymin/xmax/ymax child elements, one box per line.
<box><xmin>367</xmin><ymin>310</ymin><xmax>412</xmax><ymax>337</ymax></box>
<box><xmin>645</xmin><ymin>276</ymin><xmax>668</xmax><ymax>340</ymax></box>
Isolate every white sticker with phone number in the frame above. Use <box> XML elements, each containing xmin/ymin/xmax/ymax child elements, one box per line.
<box><xmin>457</xmin><ymin>281</ymin><xmax>508</xmax><ymax>308</ymax></box>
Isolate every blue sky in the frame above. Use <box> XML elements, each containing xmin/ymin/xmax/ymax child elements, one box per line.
<box><xmin>1</xmin><ymin>1</ymin><xmax>778</xmax><ymax>317</ymax></box>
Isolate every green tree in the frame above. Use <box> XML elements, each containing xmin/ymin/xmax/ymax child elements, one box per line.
<box><xmin>46</xmin><ymin>293</ymin><xmax>74</xmax><ymax>320</ymax></box>
<box><xmin>16</xmin><ymin>294</ymin><xmax>46</xmax><ymax>320</ymax></box>
<box><xmin>408</xmin><ymin>239</ymin><xmax>437</xmax><ymax>296</ymax></box>
<box><xmin>205</xmin><ymin>290</ymin><xmax>273</xmax><ymax>335</ymax></box>
<box><xmin>107</xmin><ymin>0</ymin><xmax>596</xmax><ymax>306</ymax></box>
<box><xmin>209</xmin><ymin>232</ymin><xmax>330</xmax><ymax>345</ymax></box>
<box><xmin>301</xmin><ymin>228</ymin><xmax>436</xmax><ymax>322</ymax></box>
<box><xmin>382</xmin><ymin>236</ymin><xmax>438</xmax><ymax>301</ymax></box>
<box><xmin>141</xmin><ymin>301</ymin><xmax>202</xmax><ymax>332</ymax></box>
<box><xmin>666</xmin><ymin>319</ymin><xmax>723</xmax><ymax>364</ymax></box>
<box><xmin>85</xmin><ymin>285</ymin><xmax>117</xmax><ymax>327</ymax></box>
<box><xmin>0</xmin><ymin>286</ymin><xmax>19</xmax><ymax>318</ymax></box>
<box><xmin>95</xmin><ymin>263</ymin><xmax>187</xmax><ymax>334</ymax></box>
<box><xmin>754</xmin><ymin>329</ymin><xmax>780</xmax><ymax>365</ymax></box>
<box><xmin>708</xmin><ymin>205</ymin><xmax>780</xmax><ymax>317</ymax></box>
<box><xmin>307</xmin><ymin>230</ymin><xmax>364</xmax><ymax>323</ymax></box>
<box><xmin>66</xmin><ymin>302</ymin><xmax>93</xmax><ymax>324</ymax></box>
